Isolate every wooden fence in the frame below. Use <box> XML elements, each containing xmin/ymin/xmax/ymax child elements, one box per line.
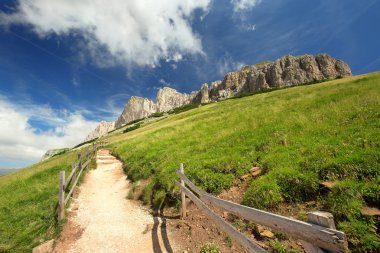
<box><xmin>57</xmin><ymin>141</ymin><xmax>106</xmax><ymax>220</ymax></box>
<box><xmin>176</xmin><ymin>164</ymin><xmax>348</xmax><ymax>253</ymax></box>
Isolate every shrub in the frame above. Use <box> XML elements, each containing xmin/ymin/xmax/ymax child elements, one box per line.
<box><xmin>152</xmin><ymin>189</ymin><xmax>166</xmax><ymax>210</ymax></box>
<box><xmin>169</xmin><ymin>103</ymin><xmax>199</xmax><ymax>114</ymax></box>
<box><xmin>141</xmin><ymin>183</ymin><xmax>153</xmax><ymax>205</ymax></box>
<box><xmin>360</xmin><ymin>180</ymin><xmax>380</xmax><ymax>206</ymax></box>
<box><xmin>268</xmin><ymin>241</ymin><xmax>287</xmax><ymax>253</ymax></box>
<box><xmin>150</xmin><ymin>112</ymin><xmax>165</xmax><ymax>118</ymax></box>
<box><xmin>338</xmin><ymin>219</ymin><xmax>380</xmax><ymax>252</ymax></box>
<box><xmin>123</xmin><ymin>123</ymin><xmax>141</xmax><ymax>133</ymax></box>
<box><xmin>242</xmin><ymin>177</ymin><xmax>283</xmax><ymax>209</ymax></box>
<box><xmin>325</xmin><ymin>181</ymin><xmax>363</xmax><ymax>220</ymax></box>
<box><xmin>276</xmin><ymin>169</ymin><xmax>319</xmax><ymax>202</ymax></box>
<box><xmin>190</xmin><ymin>169</ymin><xmax>234</xmax><ymax>194</ymax></box>
<box><xmin>199</xmin><ymin>243</ymin><xmax>220</xmax><ymax>253</ymax></box>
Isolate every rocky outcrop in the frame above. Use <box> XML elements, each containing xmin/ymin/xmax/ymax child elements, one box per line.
<box><xmin>41</xmin><ymin>148</ymin><xmax>69</xmax><ymax>161</ymax></box>
<box><xmin>115</xmin><ymin>88</ymin><xmax>199</xmax><ymax>128</ymax></box>
<box><xmin>101</xmin><ymin>54</ymin><xmax>352</xmax><ymax>131</ymax></box>
<box><xmin>209</xmin><ymin>54</ymin><xmax>352</xmax><ymax>101</ymax></box>
<box><xmin>156</xmin><ymin>87</ymin><xmax>197</xmax><ymax>112</ymax></box>
<box><xmin>84</xmin><ymin>121</ymin><xmax>115</xmax><ymax>142</ymax></box>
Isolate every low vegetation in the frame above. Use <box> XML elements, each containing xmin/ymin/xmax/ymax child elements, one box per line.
<box><xmin>199</xmin><ymin>243</ymin><xmax>220</xmax><ymax>253</ymax></box>
<box><xmin>0</xmin><ymin>151</ymin><xmax>80</xmax><ymax>252</ymax></box>
<box><xmin>105</xmin><ymin>72</ymin><xmax>380</xmax><ymax>252</ymax></box>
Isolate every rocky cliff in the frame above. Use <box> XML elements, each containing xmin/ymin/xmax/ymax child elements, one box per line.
<box><xmin>95</xmin><ymin>54</ymin><xmax>352</xmax><ymax>132</ymax></box>
<box><xmin>208</xmin><ymin>54</ymin><xmax>352</xmax><ymax>101</ymax></box>
<box><xmin>114</xmin><ymin>87</ymin><xmax>200</xmax><ymax>128</ymax></box>
<box><xmin>41</xmin><ymin>148</ymin><xmax>69</xmax><ymax>161</ymax></box>
<box><xmin>84</xmin><ymin>121</ymin><xmax>115</xmax><ymax>142</ymax></box>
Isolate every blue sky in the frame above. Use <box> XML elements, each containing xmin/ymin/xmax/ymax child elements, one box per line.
<box><xmin>0</xmin><ymin>0</ymin><xmax>379</xmax><ymax>168</ymax></box>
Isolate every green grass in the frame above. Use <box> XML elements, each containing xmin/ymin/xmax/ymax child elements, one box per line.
<box><xmin>0</xmin><ymin>150</ymin><xmax>82</xmax><ymax>252</ymax></box>
<box><xmin>105</xmin><ymin>72</ymin><xmax>380</xmax><ymax>252</ymax></box>
<box><xmin>1</xmin><ymin>73</ymin><xmax>379</xmax><ymax>252</ymax></box>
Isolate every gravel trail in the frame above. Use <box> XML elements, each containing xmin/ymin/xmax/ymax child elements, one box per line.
<box><xmin>53</xmin><ymin>149</ymin><xmax>175</xmax><ymax>253</ymax></box>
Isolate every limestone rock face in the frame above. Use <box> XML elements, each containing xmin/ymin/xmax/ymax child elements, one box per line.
<box><xmin>209</xmin><ymin>54</ymin><xmax>351</xmax><ymax>101</ymax></box>
<box><xmin>115</xmin><ymin>96</ymin><xmax>157</xmax><ymax>128</ymax></box>
<box><xmin>41</xmin><ymin>148</ymin><xmax>69</xmax><ymax>161</ymax></box>
<box><xmin>156</xmin><ymin>87</ymin><xmax>195</xmax><ymax>112</ymax></box>
<box><xmin>114</xmin><ymin>88</ymin><xmax>200</xmax><ymax>128</ymax></box>
<box><xmin>200</xmin><ymin>83</ymin><xmax>209</xmax><ymax>104</ymax></box>
<box><xmin>84</xmin><ymin>121</ymin><xmax>115</xmax><ymax>142</ymax></box>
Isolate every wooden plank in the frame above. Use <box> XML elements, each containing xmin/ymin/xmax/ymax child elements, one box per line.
<box><xmin>58</xmin><ymin>171</ymin><xmax>65</xmax><ymax>220</ymax></box>
<box><xmin>176</xmin><ymin>170</ymin><xmax>203</xmax><ymax>196</ymax></box>
<box><xmin>176</xmin><ymin>181</ymin><xmax>267</xmax><ymax>253</ymax></box>
<box><xmin>302</xmin><ymin>212</ymin><xmax>348</xmax><ymax>253</ymax></box>
<box><xmin>180</xmin><ymin>164</ymin><xmax>186</xmax><ymax>219</ymax></box>
<box><xmin>176</xmin><ymin>170</ymin><xmax>347</xmax><ymax>253</ymax></box>
<box><xmin>82</xmin><ymin>158</ymin><xmax>91</xmax><ymax>169</ymax></box>
<box><xmin>64</xmin><ymin>162</ymin><xmax>79</xmax><ymax>189</ymax></box>
<box><xmin>64</xmin><ymin>159</ymin><xmax>86</xmax><ymax>205</ymax></box>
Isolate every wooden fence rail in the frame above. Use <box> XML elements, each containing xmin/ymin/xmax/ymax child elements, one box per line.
<box><xmin>57</xmin><ymin>142</ymin><xmax>105</xmax><ymax>220</ymax></box>
<box><xmin>176</xmin><ymin>164</ymin><xmax>348</xmax><ymax>253</ymax></box>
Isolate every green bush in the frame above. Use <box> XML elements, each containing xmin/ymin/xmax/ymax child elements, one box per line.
<box><xmin>325</xmin><ymin>181</ymin><xmax>363</xmax><ymax>220</ymax></box>
<box><xmin>123</xmin><ymin>123</ymin><xmax>141</xmax><ymax>133</ymax></box>
<box><xmin>360</xmin><ymin>180</ymin><xmax>380</xmax><ymax>206</ymax></box>
<box><xmin>199</xmin><ymin>243</ymin><xmax>220</xmax><ymax>253</ymax></box>
<box><xmin>268</xmin><ymin>241</ymin><xmax>287</xmax><ymax>253</ymax></box>
<box><xmin>242</xmin><ymin>177</ymin><xmax>283</xmax><ymax>209</ymax></box>
<box><xmin>169</xmin><ymin>103</ymin><xmax>199</xmax><ymax>114</ymax></box>
<box><xmin>276</xmin><ymin>169</ymin><xmax>319</xmax><ymax>202</ymax></box>
<box><xmin>338</xmin><ymin>219</ymin><xmax>380</xmax><ymax>252</ymax></box>
<box><xmin>190</xmin><ymin>169</ymin><xmax>234</xmax><ymax>194</ymax></box>
<box><xmin>150</xmin><ymin>112</ymin><xmax>165</xmax><ymax>117</ymax></box>
<box><xmin>318</xmin><ymin>161</ymin><xmax>379</xmax><ymax>181</ymax></box>
<box><xmin>141</xmin><ymin>183</ymin><xmax>153</xmax><ymax>205</ymax></box>
<box><xmin>152</xmin><ymin>190</ymin><xmax>166</xmax><ymax>210</ymax></box>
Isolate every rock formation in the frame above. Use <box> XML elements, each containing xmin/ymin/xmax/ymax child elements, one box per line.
<box><xmin>208</xmin><ymin>54</ymin><xmax>352</xmax><ymax>101</ymax></box>
<box><xmin>41</xmin><ymin>148</ymin><xmax>70</xmax><ymax>161</ymax></box>
<box><xmin>92</xmin><ymin>54</ymin><xmax>352</xmax><ymax>134</ymax></box>
<box><xmin>84</xmin><ymin>121</ymin><xmax>115</xmax><ymax>142</ymax></box>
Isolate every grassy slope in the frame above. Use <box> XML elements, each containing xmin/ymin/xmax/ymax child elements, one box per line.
<box><xmin>0</xmin><ymin>151</ymin><xmax>78</xmax><ymax>252</ymax></box>
<box><xmin>106</xmin><ymin>73</ymin><xmax>380</xmax><ymax>251</ymax></box>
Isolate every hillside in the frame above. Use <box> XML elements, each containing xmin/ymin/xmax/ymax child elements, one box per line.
<box><xmin>0</xmin><ymin>151</ymin><xmax>81</xmax><ymax>252</ymax></box>
<box><xmin>0</xmin><ymin>72</ymin><xmax>379</xmax><ymax>252</ymax></box>
<box><xmin>102</xmin><ymin>72</ymin><xmax>379</xmax><ymax>251</ymax></box>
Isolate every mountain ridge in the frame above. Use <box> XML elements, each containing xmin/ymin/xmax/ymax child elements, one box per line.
<box><xmin>85</xmin><ymin>53</ymin><xmax>351</xmax><ymax>141</ymax></box>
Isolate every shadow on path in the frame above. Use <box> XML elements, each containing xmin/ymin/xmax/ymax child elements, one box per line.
<box><xmin>151</xmin><ymin>210</ymin><xmax>176</xmax><ymax>253</ymax></box>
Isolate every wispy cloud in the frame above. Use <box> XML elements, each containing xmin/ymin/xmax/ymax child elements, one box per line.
<box><xmin>230</xmin><ymin>0</ymin><xmax>262</xmax><ymax>13</ymax></box>
<box><xmin>217</xmin><ymin>56</ymin><xmax>245</xmax><ymax>76</ymax></box>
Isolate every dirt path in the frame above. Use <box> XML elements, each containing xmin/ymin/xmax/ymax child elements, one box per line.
<box><xmin>54</xmin><ymin>149</ymin><xmax>176</xmax><ymax>253</ymax></box>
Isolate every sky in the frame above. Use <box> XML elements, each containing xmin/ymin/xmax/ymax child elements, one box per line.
<box><xmin>0</xmin><ymin>0</ymin><xmax>379</xmax><ymax>168</ymax></box>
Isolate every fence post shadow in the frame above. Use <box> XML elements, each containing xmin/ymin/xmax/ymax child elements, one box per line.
<box><xmin>151</xmin><ymin>205</ymin><xmax>174</xmax><ymax>253</ymax></box>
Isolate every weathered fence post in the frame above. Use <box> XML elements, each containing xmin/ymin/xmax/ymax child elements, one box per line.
<box><xmin>58</xmin><ymin>171</ymin><xmax>65</xmax><ymax>220</ymax></box>
<box><xmin>302</xmin><ymin>211</ymin><xmax>348</xmax><ymax>253</ymax></box>
<box><xmin>71</xmin><ymin>162</ymin><xmax>77</xmax><ymax>183</ymax></box>
<box><xmin>180</xmin><ymin>163</ymin><xmax>186</xmax><ymax>219</ymax></box>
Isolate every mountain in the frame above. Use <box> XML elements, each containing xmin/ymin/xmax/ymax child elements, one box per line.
<box><xmin>40</xmin><ymin>148</ymin><xmax>70</xmax><ymax>161</ymax></box>
<box><xmin>86</xmin><ymin>53</ymin><xmax>352</xmax><ymax>138</ymax></box>
<box><xmin>84</xmin><ymin>121</ymin><xmax>115</xmax><ymax>142</ymax></box>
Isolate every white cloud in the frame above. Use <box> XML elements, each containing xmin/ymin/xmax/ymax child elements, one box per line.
<box><xmin>0</xmin><ymin>0</ymin><xmax>211</xmax><ymax>68</ymax></box>
<box><xmin>230</xmin><ymin>0</ymin><xmax>262</xmax><ymax>12</ymax></box>
<box><xmin>217</xmin><ymin>57</ymin><xmax>245</xmax><ymax>76</ymax></box>
<box><xmin>0</xmin><ymin>96</ymin><xmax>97</xmax><ymax>165</ymax></box>
<box><xmin>159</xmin><ymin>79</ymin><xmax>172</xmax><ymax>87</ymax></box>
